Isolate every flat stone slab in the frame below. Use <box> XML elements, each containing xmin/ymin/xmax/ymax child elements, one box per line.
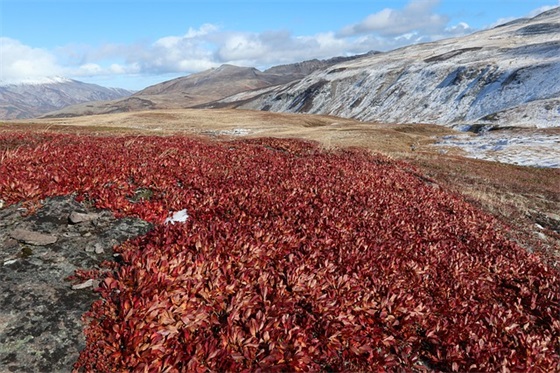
<box><xmin>68</xmin><ymin>211</ymin><xmax>100</xmax><ymax>225</ymax></box>
<box><xmin>9</xmin><ymin>228</ymin><xmax>58</xmax><ymax>246</ymax></box>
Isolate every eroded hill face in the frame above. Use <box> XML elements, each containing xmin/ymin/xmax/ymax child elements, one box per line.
<box><xmin>228</xmin><ymin>8</ymin><xmax>560</xmax><ymax>128</ymax></box>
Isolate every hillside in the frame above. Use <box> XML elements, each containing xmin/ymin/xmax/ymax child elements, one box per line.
<box><xmin>223</xmin><ymin>8</ymin><xmax>560</xmax><ymax>128</ymax></box>
<box><xmin>0</xmin><ymin>78</ymin><xmax>132</xmax><ymax>119</ymax></box>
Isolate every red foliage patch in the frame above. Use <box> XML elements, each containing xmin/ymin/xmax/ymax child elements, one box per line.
<box><xmin>1</xmin><ymin>132</ymin><xmax>559</xmax><ymax>372</ymax></box>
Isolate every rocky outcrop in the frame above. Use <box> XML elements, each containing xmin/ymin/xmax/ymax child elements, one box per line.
<box><xmin>0</xmin><ymin>195</ymin><xmax>151</xmax><ymax>372</ymax></box>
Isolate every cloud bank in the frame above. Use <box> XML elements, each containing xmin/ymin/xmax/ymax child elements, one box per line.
<box><xmin>0</xmin><ymin>38</ymin><xmax>63</xmax><ymax>83</ymax></box>
<box><xmin>1</xmin><ymin>1</ymin><xmax>556</xmax><ymax>88</ymax></box>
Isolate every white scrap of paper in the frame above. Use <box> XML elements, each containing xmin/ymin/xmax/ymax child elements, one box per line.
<box><xmin>165</xmin><ymin>209</ymin><xmax>189</xmax><ymax>225</ymax></box>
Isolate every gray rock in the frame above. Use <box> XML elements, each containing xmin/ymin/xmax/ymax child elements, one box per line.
<box><xmin>68</xmin><ymin>211</ymin><xmax>100</xmax><ymax>225</ymax></box>
<box><xmin>544</xmin><ymin>212</ymin><xmax>560</xmax><ymax>222</ymax></box>
<box><xmin>71</xmin><ymin>279</ymin><xmax>96</xmax><ymax>290</ymax></box>
<box><xmin>9</xmin><ymin>228</ymin><xmax>58</xmax><ymax>246</ymax></box>
<box><xmin>0</xmin><ymin>195</ymin><xmax>152</xmax><ymax>372</ymax></box>
<box><xmin>93</xmin><ymin>243</ymin><xmax>104</xmax><ymax>254</ymax></box>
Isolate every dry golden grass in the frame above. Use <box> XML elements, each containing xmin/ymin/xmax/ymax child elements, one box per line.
<box><xmin>1</xmin><ymin>108</ymin><xmax>456</xmax><ymax>154</ymax></box>
<box><xmin>2</xmin><ymin>108</ymin><xmax>558</xmax><ymax>267</ymax></box>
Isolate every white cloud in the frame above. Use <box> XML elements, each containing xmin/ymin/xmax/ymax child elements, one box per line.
<box><xmin>109</xmin><ymin>64</ymin><xmax>126</xmax><ymax>74</ymax></box>
<box><xmin>214</xmin><ymin>30</ymin><xmax>351</xmax><ymax>66</ymax></box>
<box><xmin>446</xmin><ymin>22</ymin><xmax>472</xmax><ymax>34</ymax></box>
<box><xmin>4</xmin><ymin>1</ymin><xmax>554</xmax><ymax>88</ymax></box>
<box><xmin>185</xmin><ymin>23</ymin><xmax>219</xmax><ymax>39</ymax></box>
<box><xmin>218</xmin><ymin>33</ymin><xmax>265</xmax><ymax>61</ymax></box>
<box><xmin>0</xmin><ymin>37</ymin><xmax>62</xmax><ymax>83</ymax></box>
<box><xmin>338</xmin><ymin>0</ymin><xmax>449</xmax><ymax>38</ymax></box>
<box><xmin>334</xmin><ymin>0</ymin><xmax>477</xmax><ymax>51</ymax></box>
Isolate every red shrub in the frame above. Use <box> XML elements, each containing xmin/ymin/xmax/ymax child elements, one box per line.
<box><xmin>0</xmin><ymin>132</ymin><xmax>558</xmax><ymax>372</ymax></box>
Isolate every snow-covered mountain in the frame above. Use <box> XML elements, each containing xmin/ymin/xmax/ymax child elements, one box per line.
<box><xmin>0</xmin><ymin>78</ymin><xmax>132</xmax><ymax>119</ymax></box>
<box><xmin>223</xmin><ymin>7</ymin><xmax>560</xmax><ymax>129</ymax></box>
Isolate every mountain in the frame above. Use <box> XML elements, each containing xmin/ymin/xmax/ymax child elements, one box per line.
<box><xmin>132</xmin><ymin>64</ymin><xmax>298</xmax><ymax>106</ymax></box>
<box><xmin>222</xmin><ymin>7</ymin><xmax>560</xmax><ymax>129</ymax></box>
<box><xmin>0</xmin><ymin>77</ymin><xmax>132</xmax><ymax>120</ymax></box>
<box><xmin>41</xmin><ymin>53</ymin><xmax>375</xmax><ymax>118</ymax></box>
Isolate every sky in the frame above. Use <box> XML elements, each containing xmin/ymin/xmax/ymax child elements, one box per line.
<box><xmin>1</xmin><ymin>0</ymin><xmax>559</xmax><ymax>90</ymax></box>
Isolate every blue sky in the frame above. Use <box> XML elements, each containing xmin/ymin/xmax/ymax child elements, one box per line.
<box><xmin>1</xmin><ymin>0</ymin><xmax>559</xmax><ymax>90</ymax></box>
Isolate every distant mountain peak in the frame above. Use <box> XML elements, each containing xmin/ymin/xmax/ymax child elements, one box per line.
<box><xmin>214</xmin><ymin>64</ymin><xmax>251</xmax><ymax>70</ymax></box>
<box><xmin>0</xmin><ymin>77</ymin><xmax>132</xmax><ymax>119</ymax></box>
<box><xmin>45</xmin><ymin>53</ymin><xmax>376</xmax><ymax>118</ymax></box>
<box><xmin>0</xmin><ymin>76</ymin><xmax>74</xmax><ymax>87</ymax></box>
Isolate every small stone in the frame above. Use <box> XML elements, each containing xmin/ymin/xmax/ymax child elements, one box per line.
<box><xmin>545</xmin><ymin>212</ymin><xmax>560</xmax><ymax>221</ymax></box>
<box><xmin>62</xmin><ymin>232</ymin><xmax>81</xmax><ymax>238</ymax></box>
<box><xmin>71</xmin><ymin>279</ymin><xmax>94</xmax><ymax>290</ymax></box>
<box><xmin>69</xmin><ymin>211</ymin><xmax>100</xmax><ymax>224</ymax></box>
<box><xmin>10</xmin><ymin>228</ymin><xmax>57</xmax><ymax>246</ymax></box>
<box><xmin>94</xmin><ymin>243</ymin><xmax>104</xmax><ymax>254</ymax></box>
<box><xmin>0</xmin><ymin>199</ymin><xmax>4</xmax><ymax>209</ymax></box>
<box><xmin>2</xmin><ymin>238</ymin><xmax>18</xmax><ymax>249</ymax></box>
<box><xmin>3</xmin><ymin>259</ymin><xmax>18</xmax><ymax>266</ymax></box>
<box><xmin>85</xmin><ymin>246</ymin><xmax>95</xmax><ymax>253</ymax></box>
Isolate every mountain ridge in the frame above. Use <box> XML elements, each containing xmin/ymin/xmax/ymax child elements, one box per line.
<box><xmin>222</xmin><ymin>7</ymin><xmax>560</xmax><ymax>128</ymax></box>
<box><xmin>0</xmin><ymin>79</ymin><xmax>132</xmax><ymax>120</ymax></box>
<box><xmin>38</xmin><ymin>52</ymin><xmax>377</xmax><ymax>118</ymax></box>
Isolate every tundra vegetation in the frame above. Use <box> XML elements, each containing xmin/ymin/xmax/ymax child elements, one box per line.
<box><xmin>0</xmin><ymin>125</ymin><xmax>559</xmax><ymax>372</ymax></box>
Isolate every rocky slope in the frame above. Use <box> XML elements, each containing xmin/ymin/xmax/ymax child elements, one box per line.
<box><xmin>0</xmin><ymin>78</ymin><xmax>132</xmax><ymax>120</ymax></box>
<box><xmin>223</xmin><ymin>8</ymin><xmax>560</xmax><ymax>129</ymax></box>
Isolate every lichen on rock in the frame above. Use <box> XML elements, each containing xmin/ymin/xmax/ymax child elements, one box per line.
<box><xmin>0</xmin><ymin>195</ymin><xmax>151</xmax><ymax>372</ymax></box>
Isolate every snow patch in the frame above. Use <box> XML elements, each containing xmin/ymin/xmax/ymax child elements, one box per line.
<box><xmin>433</xmin><ymin>130</ymin><xmax>560</xmax><ymax>168</ymax></box>
<box><xmin>0</xmin><ymin>76</ymin><xmax>73</xmax><ymax>87</ymax></box>
<box><xmin>203</xmin><ymin>128</ymin><xmax>253</xmax><ymax>137</ymax></box>
<box><xmin>219</xmin><ymin>128</ymin><xmax>251</xmax><ymax>136</ymax></box>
